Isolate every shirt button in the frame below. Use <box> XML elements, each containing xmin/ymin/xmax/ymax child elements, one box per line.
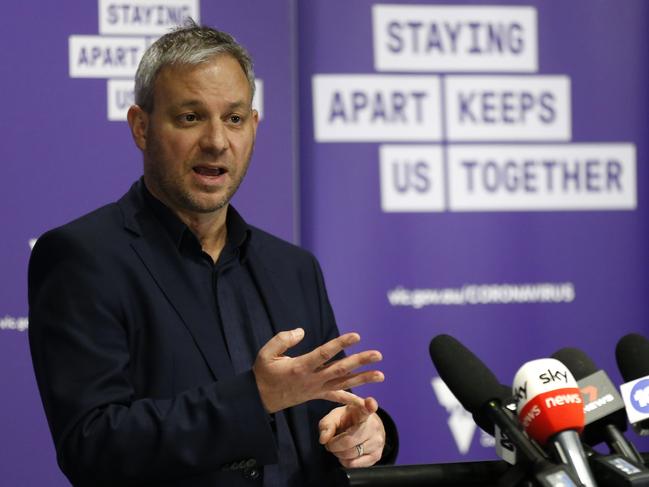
<box><xmin>243</xmin><ymin>467</ymin><xmax>261</xmax><ymax>480</ymax></box>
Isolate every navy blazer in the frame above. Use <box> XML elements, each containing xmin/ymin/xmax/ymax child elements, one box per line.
<box><xmin>28</xmin><ymin>180</ymin><xmax>343</xmax><ymax>486</ymax></box>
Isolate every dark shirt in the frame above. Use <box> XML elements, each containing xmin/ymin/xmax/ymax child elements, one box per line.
<box><xmin>142</xmin><ymin>184</ymin><xmax>302</xmax><ymax>486</ymax></box>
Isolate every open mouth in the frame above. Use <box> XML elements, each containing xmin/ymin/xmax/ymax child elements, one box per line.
<box><xmin>193</xmin><ymin>166</ymin><xmax>226</xmax><ymax>177</ymax></box>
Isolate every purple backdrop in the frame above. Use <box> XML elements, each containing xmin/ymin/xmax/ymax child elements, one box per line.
<box><xmin>0</xmin><ymin>1</ymin><xmax>296</xmax><ymax>484</ymax></box>
<box><xmin>1</xmin><ymin>0</ymin><xmax>648</xmax><ymax>484</ymax></box>
<box><xmin>299</xmin><ymin>0</ymin><xmax>649</xmax><ymax>464</ymax></box>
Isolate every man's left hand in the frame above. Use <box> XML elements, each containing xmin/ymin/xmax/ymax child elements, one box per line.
<box><xmin>318</xmin><ymin>395</ymin><xmax>386</xmax><ymax>468</ymax></box>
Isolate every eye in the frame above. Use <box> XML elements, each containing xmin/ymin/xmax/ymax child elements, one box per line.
<box><xmin>176</xmin><ymin>112</ymin><xmax>200</xmax><ymax>125</ymax></box>
<box><xmin>229</xmin><ymin>114</ymin><xmax>242</xmax><ymax>124</ymax></box>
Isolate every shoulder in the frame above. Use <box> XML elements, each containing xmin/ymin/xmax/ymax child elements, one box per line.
<box><xmin>33</xmin><ymin>203</ymin><xmax>123</xmax><ymax>257</ymax></box>
<box><xmin>28</xmin><ymin>203</ymin><xmax>128</xmax><ymax>309</ymax></box>
<box><xmin>28</xmin><ymin>195</ymin><xmax>139</xmax><ymax>293</ymax></box>
<box><xmin>33</xmin><ymin>179</ymin><xmax>144</xmax><ymax>254</ymax></box>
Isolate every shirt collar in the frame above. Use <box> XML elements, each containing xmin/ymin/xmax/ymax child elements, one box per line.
<box><xmin>141</xmin><ymin>179</ymin><xmax>251</xmax><ymax>260</ymax></box>
<box><xmin>226</xmin><ymin>205</ymin><xmax>251</xmax><ymax>262</ymax></box>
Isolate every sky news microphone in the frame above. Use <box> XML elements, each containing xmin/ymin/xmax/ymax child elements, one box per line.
<box><xmin>430</xmin><ymin>335</ymin><xmax>582</xmax><ymax>486</ymax></box>
<box><xmin>616</xmin><ymin>333</ymin><xmax>649</xmax><ymax>436</ymax></box>
<box><xmin>552</xmin><ymin>347</ymin><xmax>643</xmax><ymax>465</ymax></box>
<box><xmin>513</xmin><ymin>357</ymin><xmax>598</xmax><ymax>487</ymax></box>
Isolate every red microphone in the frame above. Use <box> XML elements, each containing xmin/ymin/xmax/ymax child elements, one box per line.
<box><xmin>513</xmin><ymin>358</ymin><xmax>596</xmax><ymax>487</ymax></box>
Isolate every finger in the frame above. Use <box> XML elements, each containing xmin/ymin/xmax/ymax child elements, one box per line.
<box><xmin>319</xmin><ymin>422</ymin><xmax>336</xmax><ymax>445</ymax></box>
<box><xmin>339</xmin><ymin>448</ymin><xmax>383</xmax><ymax>469</ymax></box>
<box><xmin>258</xmin><ymin>328</ymin><xmax>305</xmax><ymax>359</ymax></box>
<box><xmin>363</xmin><ymin>396</ymin><xmax>379</xmax><ymax>415</ymax></box>
<box><xmin>300</xmin><ymin>333</ymin><xmax>361</xmax><ymax>370</ymax></box>
<box><xmin>318</xmin><ymin>405</ymin><xmax>345</xmax><ymax>444</ymax></box>
<box><xmin>317</xmin><ymin>350</ymin><xmax>382</xmax><ymax>381</ymax></box>
<box><xmin>325</xmin><ymin>418</ymin><xmax>367</xmax><ymax>453</ymax></box>
<box><xmin>318</xmin><ymin>392</ymin><xmax>368</xmax><ymax>445</ymax></box>
<box><xmin>326</xmin><ymin>408</ymin><xmax>384</xmax><ymax>452</ymax></box>
<box><xmin>320</xmin><ymin>390</ymin><xmax>366</xmax><ymax>408</ymax></box>
<box><xmin>323</xmin><ymin>370</ymin><xmax>385</xmax><ymax>392</ymax></box>
<box><xmin>329</xmin><ymin>434</ymin><xmax>383</xmax><ymax>458</ymax></box>
<box><xmin>323</xmin><ymin>395</ymin><xmax>376</xmax><ymax>427</ymax></box>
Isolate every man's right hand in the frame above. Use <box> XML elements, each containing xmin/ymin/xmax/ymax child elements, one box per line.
<box><xmin>252</xmin><ymin>328</ymin><xmax>384</xmax><ymax>414</ymax></box>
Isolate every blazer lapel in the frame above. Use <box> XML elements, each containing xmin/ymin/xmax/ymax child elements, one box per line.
<box><xmin>118</xmin><ymin>182</ymin><xmax>234</xmax><ymax>379</ymax></box>
<box><xmin>245</xmin><ymin>246</ymin><xmax>310</xmax><ymax>355</ymax></box>
<box><xmin>246</xmin><ymin>243</ymin><xmax>320</xmax><ymax>472</ymax></box>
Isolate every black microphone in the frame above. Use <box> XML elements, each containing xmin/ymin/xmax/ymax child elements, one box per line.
<box><xmin>616</xmin><ymin>333</ymin><xmax>649</xmax><ymax>435</ymax></box>
<box><xmin>552</xmin><ymin>347</ymin><xmax>643</xmax><ymax>464</ymax></box>
<box><xmin>429</xmin><ymin>334</ymin><xmax>582</xmax><ymax>487</ymax></box>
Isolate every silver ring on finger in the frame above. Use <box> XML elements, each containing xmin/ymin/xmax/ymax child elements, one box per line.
<box><xmin>355</xmin><ymin>443</ymin><xmax>364</xmax><ymax>458</ymax></box>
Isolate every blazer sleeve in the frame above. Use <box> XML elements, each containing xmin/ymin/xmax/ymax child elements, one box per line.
<box><xmin>28</xmin><ymin>229</ymin><xmax>278</xmax><ymax>486</ymax></box>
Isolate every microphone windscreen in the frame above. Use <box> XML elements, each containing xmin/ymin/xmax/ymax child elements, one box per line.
<box><xmin>616</xmin><ymin>333</ymin><xmax>649</xmax><ymax>382</ymax></box>
<box><xmin>429</xmin><ymin>334</ymin><xmax>502</xmax><ymax>418</ymax></box>
<box><xmin>552</xmin><ymin>347</ymin><xmax>598</xmax><ymax>380</ymax></box>
<box><xmin>471</xmin><ymin>384</ymin><xmax>513</xmax><ymax>436</ymax></box>
<box><xmin>553</xmin><ymin>347</ymin><xmax>629</xmax><ymax>440</ymax></box>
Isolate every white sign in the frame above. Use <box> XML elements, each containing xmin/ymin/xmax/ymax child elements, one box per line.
<box><xmin>253</xmin><ymin>79</ymin><xmax>264</xmax><ymax>120</ymax></box>
<box><xmin>106</xmin><ymin>78</ymin><xmax>264</xmax><ymax>122</ymax></box>
<box><xmin>431</xmin><ymin>377</ymin><xmax>478</xmax><ymax>455</ymax></box>
<box><xmin>379</xmin><ymin>145</ymin><xmax>445</xmax><ymax>212</ymax></box>
<box><xmin>107</xmin><ymin>79</ymin><xmax>135</xmax><ymax>121</ymax></box>
<box><xmin>620</xmin><ymin>378</ymin><xmax>649</xmax><ymax>425</ymax></box>
<box><xmin>373</xmin><ymin>5</ymin><xmax>538</xmax><ymax>72</ymax></box>
<box><xmin>448</xmin><ymin>143</ymin><xmax>637</xmax><ymax>211</ymax></box>
<box><xmin>313</xmin><ymin>74</ymin><xmax>442</xmax><ymax>142</ymax></box>
<box><xmin>445</xmin><ymin>75</ymin><xmax>571</xmax><ymax>141</ymax></box>
<box><xmin>99</xmin><ymin>0</ymin><xmax>199</xmax><ymax>35</ymax></box>
<box><xmin>69</xmin><ymin>35</ymin><xmax>146</xmax><ymax>78</ymax></box>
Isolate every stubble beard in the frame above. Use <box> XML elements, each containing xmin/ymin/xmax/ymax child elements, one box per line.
<box><xmin>144</xmin><ymin>142</ymin><xmax>254</xmax><ymax>215</ymax></box>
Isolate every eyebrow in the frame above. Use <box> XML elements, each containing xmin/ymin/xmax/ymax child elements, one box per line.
<box><xmin>173</xmin><ymin>99</ymin><xmax>250</xmax><ymax>111</ymax></box>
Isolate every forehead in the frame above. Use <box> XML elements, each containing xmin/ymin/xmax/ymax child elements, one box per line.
<box><xmin>152</xmin><ymin>54</ymin><xmax>251</xmax><ymax>108</ymax></box>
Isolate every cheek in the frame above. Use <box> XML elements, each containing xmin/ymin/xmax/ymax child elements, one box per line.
<box><xmin>153</xmin><ymin>134</ymin><xmax>194</xmax><ymax>162</ymax></box>
<box><xmin>234</xmin><ymin>132</ymin><xmax>256</xmax><ymax>153</ymax></box>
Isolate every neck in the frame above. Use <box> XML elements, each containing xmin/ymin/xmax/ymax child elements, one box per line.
<box><xmin>143</xmin><ymin>179</ymin><xmax>229</xmax><ymax>262</ymax></box>
<box><xmin>176</xmin><ymin>206</ymin><xmax>228</xmax><ymax>263</ymax></box>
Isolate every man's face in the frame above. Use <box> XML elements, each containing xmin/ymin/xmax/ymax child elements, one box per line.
<box><xmin>130</xmin><ymin>54</ymin><xmax>258</xmax><ymax>219</ymax></box>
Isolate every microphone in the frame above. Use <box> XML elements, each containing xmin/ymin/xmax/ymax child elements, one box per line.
<box><xmin>616</xmin><ymin>333</ymin><xmax>649</xmax><ymax>435</ymax></box>
<box><xmin>552</xmin><ymin>347</ymin><xmax>643</xmax><ymax>464</ymax></box>
<box><xmin>513</xmin><ymin>357</ymin><xmax>598</xmax><ymax>487</ymax></box>
<box><xmin>492</xmin><ymin>385</ymin><xmax>519</xmax><ymax>466</ymax></box>
<box><xmin>430</xmin><ymin>335</ymin><xmax>582</xmax><ymax>486</ymax></box>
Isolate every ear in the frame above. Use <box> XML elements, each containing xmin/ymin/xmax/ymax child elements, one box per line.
<box><xmin>127</xmin><ymin>105</ymin><xmax>149</xmax><ymax>151</ymax></box>
<box><xmin>251</xmin><ymin>108</ymin><xmax>260</xmax><ymax>137</ymax></box>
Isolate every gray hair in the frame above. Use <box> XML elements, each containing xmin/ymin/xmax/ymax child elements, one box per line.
<box><xmin>134</xmin><ymin>20</ymin><xmax>255</xmax><ymax>112</ymax></box>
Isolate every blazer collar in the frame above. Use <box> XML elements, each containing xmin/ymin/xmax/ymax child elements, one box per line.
<box><xmin>117</xmin><ymin>180</ymin><xmax>235</xmax><ymax>378</ymax></box>
<box><xmin>116</xmin><ymin>180</ymin><xmax>308</xmax><ymax>372</ymax></box>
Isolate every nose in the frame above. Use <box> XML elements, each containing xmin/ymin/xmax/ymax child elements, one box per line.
<box><xmin>199</xmin><ymin>118</ymin><xmax>229</xmax><ymax>154</ymax></box>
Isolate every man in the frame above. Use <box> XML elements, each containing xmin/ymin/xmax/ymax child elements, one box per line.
<box><xmin>28</xmin><ymin>22</ymin><xmax>392</xmax><ymax>487</ymax></box>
